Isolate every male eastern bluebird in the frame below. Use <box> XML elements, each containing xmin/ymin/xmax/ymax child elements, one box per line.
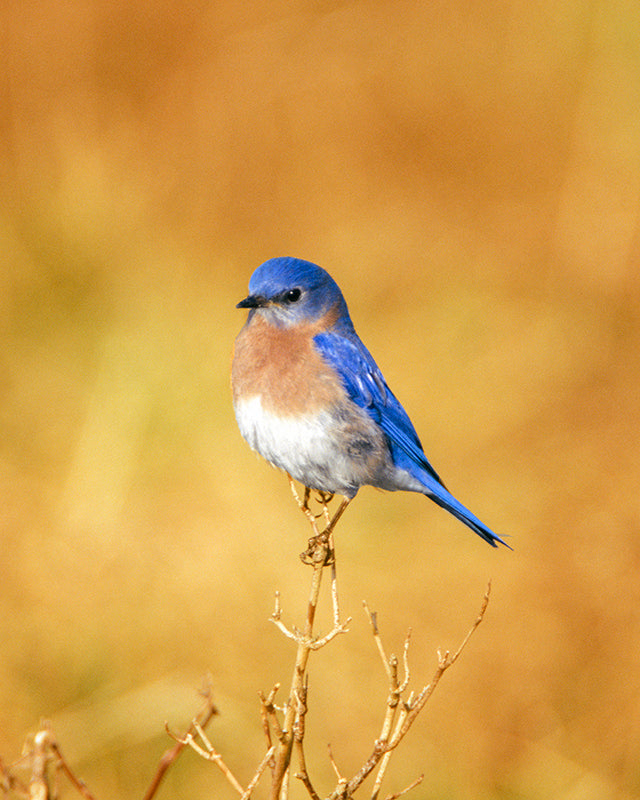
<box><xmin>231</xmin><ymin>257</ymin><xmax>507</xmax><ymax>548</ymax></box>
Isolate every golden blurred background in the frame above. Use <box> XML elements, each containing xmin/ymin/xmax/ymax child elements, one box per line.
<box><xmin>1</xmin><ymin>1</ymin><xmax>639</xmax><ymax>797</ymax></box>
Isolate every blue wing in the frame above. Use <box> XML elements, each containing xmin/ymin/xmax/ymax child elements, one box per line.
<box><xmin>313</xmin><ymin>331</ymin><xmax>444</xmax><ymax>485</ymax></box>
<box><xmin>313</xmin><ymin>331</ymin><xmax>508</xmax><ymax>548</ymax></box>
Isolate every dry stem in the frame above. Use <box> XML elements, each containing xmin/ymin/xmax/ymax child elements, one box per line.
<box><xmin>168</xmin><ymin>487</ymin><xmax>491</xmax><ymax>800</ymax></box>
<box><xmin>0</xmin><ymin>723</ymin><xmax>98</xmax><ymax>800</ymax></box>
<box><xmin>144</xmin><ymin>682</ymin><xmax>218</xmax><ymax>800</ymax></box>
<box><xmin>269</xmin><ymin>530</ymin><xmax>337</xmax><ymax>800</ymax></box>
<box><xmin>0</xmin><ymin>481</ymin><xmax>493</xmax><ymax>800</ymax></box>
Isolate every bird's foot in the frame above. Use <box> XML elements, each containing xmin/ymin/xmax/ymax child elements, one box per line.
<box><xmin>300</xmin><ymin>531</ymin><xmax>334</xmax><ymax>566</ymax></box>
<box><xmin>287</xmin><ymin>477</ymin><xmax>350</xmax><ymax>540</ymax></box>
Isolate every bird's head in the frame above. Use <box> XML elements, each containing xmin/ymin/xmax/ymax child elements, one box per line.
<box><xmin>237</xmin><ymin>257</ymin><xmax>351</xmax><ymax>329</ymax></box>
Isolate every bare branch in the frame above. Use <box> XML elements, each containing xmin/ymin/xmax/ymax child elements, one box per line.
<box><xmin>389</xmin><ymin>581</ymin><xmax>491</xmax><ymax>749</ymax></box>
<box><xmin>288</xmin><ymin>477</ymin><xmax>318</xmax><ymax>532</ymax></box>
<box><xmin>340</xmin><ymin>584</ymin><xmax>492</xmax><ymax>799</ymax></box>
<box><xmin>28</xmin><ymin>727</ymin><xmax>52</xmax><ymax>800</ymax></box>
<box><xmin>329</xmin><ymin>739</ymin><xmax>387</xmax><ymax>799</ymax></box>
<box><xmin>270</xmin><ymin>591</ymin><xmax>304</xmax><ymax>643</ymax></box>
<box><xmin>362</xmin><ymin>605</ymin><xmax>410</xmax><ymax>797</ymax></box>
<box><xmin>270</xmin><ymin>532</ymin><xmax>332</xmax><ymax>800</ymax></box>
<box><xmin>327</xmin><ymin>744</ymin><xmax>348</xmax><ymax>798</ymax></box>
<box><xmin>371</xmin><ymin>703</ymin><xmax>410</xmax><ymax>800</ymax></box>
<box><xmin>166</xmin><ymin>720</ymin><xmax>245</xmax><ymax>796</ymax></box>
<box><xmin>324</xmin><ymin>498</ymin><xmax>351</xmax><ymax>537</ymax></box>
<box><xmin>292</xmin><ymin>683</ymin><xmax>321</xmax><ymax>800</ymax></box>
<box><xmin>308</xmin><ymin>618</ymin><xmax>351</xmax><ymax>649</ymax></box>
<box><xmin>381</xmin><ymin>773</ymin><xmax>424</xmax><ymax>800</ymax></box>
<box><xmin>241</xmin><ymin>746</ymin><xmax>276</xmax><ymax>800</ymax></box>
<box><xmin>260</xmin><ymin>685</ymin><xmax>284</xmax><ymax>742</ymax></box>
<box><xmin>0</xmin><ymin>756</ymin><xmax>29</xmax><ymax>797</ymax></box>
<box><xmin>48</xmin><ymin>739</ymin><xmax>97</xmax><ymax>800</ymax></box>
<box><xmin>143</xmin><ymin>682</ymin><xmax>218</xmax><ymax>800</ymax></box>
<box><xmin>2</xmin><ymin>723</ymin><xmax>98</xmax><ymax>800</ymax></box>
<box><xmin>295</xmin><ymin>769</ymin><xmax>321</xmax><ymax>800</ymax></box>
<box><xmin>398</xmin><ymin>630</ymin><xmax>412</xmax><ymax>694</ymax></box>
<box><xmin>329</xmin><ymin>534</ymin><xmax>341</xmax><ymax>629</ymax></box>
<box><xmin>0</xmin><ymin>475</ymin><xmax>491</xmax><ymax>800</ymax></box>
<box><xmin>363</xmin><ymin>602</ymin><xmax>392</xmax><ymax>681</ymax></box>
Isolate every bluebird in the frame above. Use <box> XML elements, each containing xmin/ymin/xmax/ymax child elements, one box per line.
<box><xmin>232</xmin><ymin>257</ymin><xmax>507</xmax><ymax>547</ymax></box>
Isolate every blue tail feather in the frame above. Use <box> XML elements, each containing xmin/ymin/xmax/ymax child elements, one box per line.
<box><xmin>424</xmin><ymin>479</ymin><xmax>509</xmax><ymax>548</ymax></box>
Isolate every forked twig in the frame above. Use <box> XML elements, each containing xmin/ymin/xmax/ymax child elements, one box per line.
<box><xmin>269</xmin><ymin>532</ymin><xmax>333</xmax><ymax>800</ymax></box>
<box><xmin>0</xmin><ymin>723</ymin><xmax>98</xmax><ymax>800</ymax></box>
<box><xmin>49</xmin><ymin>737</ymin><xmax>97</xmax><ymax>800</ymax></box>
<box><xmin>390</xmin><ymin>582</ymin><xmax>491</xmax><ymax>747</ymax></box>
<box><xmin>331</xmin><ymin>582</ymin><xmax>492</xmax><ymax>799</ymax></box>
<box><xmin>142</xmin><ymin>682</ymin><xmax>218</xmax><ymax>800</ymax></box>
<box><xmin>166</xmin><ymin>720</ymin><xmax>246</xmax><ymax>796</ymax></box>
<box><xmin>327</xmin><ymin>744</ymin><xmax>348</xmax><ymax>797</ymax></box>
<box><xmin>265</xmin><ymin>486</ymin><xmax>355</xmax><ymax>800</ymax></box>
<box><xmin>244</xmin><ymin>747</ymin><xmax>277</xmax><ymax>800</ymax></box>
<box><xmin>362</xmin><ymin>606</ymin><xmax>413</xmax><ymax>800</ymax></box>
<box><xmin>1</xmin><ymin>469</ymin><xmax>494</xmax><ymax>800</ymax></box>
<box><xmin>260</xmin><ymin>684</ymin><xmax>283</xmax><ymax>748</ymax></box>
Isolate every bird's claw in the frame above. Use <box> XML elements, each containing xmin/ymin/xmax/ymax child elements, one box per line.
<box><xmin>300</xmin><ymin>533</ymin><xmax>335</xmax><ymax>566</ymax></box>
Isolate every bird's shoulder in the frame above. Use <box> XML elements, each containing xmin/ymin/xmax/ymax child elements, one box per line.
<box><xmin>312</xmin><ymin>328</ymin><xmax>390</xmax><ymax>412</ymax></box>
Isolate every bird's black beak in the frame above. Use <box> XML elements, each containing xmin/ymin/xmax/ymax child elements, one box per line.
<box><xmin>236</xmin><ymin>294</ymin><xmax>266</xmax><ymax>309</ymax></box>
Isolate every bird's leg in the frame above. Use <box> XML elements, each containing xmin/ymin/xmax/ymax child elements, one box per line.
<box><xmin>288</xmin><ymin>475</ymin><xmax>319</xmax><ymax>532</ymax></box>
<box><xmin>325</xmin><ymin>497</ymin><xmax>350</xmax><ymax>537</ymax></box>
<box><xmin>316</xmin><ymin>491</ymin><xmax>335</xmax><ymax>527</ymax></box>
<box><xmin>287</xmin><ymin>474</ymin><xmax>309</xmax><ymax>512</ymax></box>
<box><xmin>302</xmin><ymin>486</ymin><xmax>311</xmax><ymax>514</ymax></box>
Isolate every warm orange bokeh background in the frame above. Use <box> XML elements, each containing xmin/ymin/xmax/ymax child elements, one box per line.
<box><xmin>2</xmin><ymin>2</ymin><xmax>639</xmax><ymax>798</ymax></box>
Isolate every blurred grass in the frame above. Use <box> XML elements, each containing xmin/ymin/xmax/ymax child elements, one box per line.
<box><xmin>1</xmin><ymin>1</ymin><xmax>640</xmax><ymax>798</ymax></box>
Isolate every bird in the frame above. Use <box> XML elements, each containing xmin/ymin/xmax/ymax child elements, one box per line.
<box><xmin>231</xmin><ymin>256</ymin><xmax>507</xmax><ymax>548</ymax></box>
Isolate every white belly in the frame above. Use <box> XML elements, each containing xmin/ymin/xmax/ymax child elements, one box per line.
<box><xmin>233</xmin><ymin>394</ymin><xmax>391</xmax><ymax>498</ymax></box>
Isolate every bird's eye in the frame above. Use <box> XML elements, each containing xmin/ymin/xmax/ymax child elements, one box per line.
<box><xmin>284</xmin><ymin>288</ymin><xmax>302</xmax><ymax>303</ymax></box>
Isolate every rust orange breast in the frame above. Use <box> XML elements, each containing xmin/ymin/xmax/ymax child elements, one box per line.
<box><xmin>232</xmin><ymin>310</ymin><xmax>346</xmax><ymax>416</ymax></box>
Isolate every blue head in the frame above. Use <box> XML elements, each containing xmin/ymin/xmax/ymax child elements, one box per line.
<box><xmin>237</xmin><ymin>257</ymin><xmax>352</xmax><ymax>330</ymax></box>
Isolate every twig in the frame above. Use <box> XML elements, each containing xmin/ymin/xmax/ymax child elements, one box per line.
<box><xmin>367</xmin><ymin>625</ymin><xmax>412</xmax><ymax>799</ymax></box>
<box><xmin>292</xmin><ymin>683</ymin><xmax>321</xmax><ymax>800</ymax></box>
<box><xmin>363</xmin><ymin>602</ymin><xmax>392</xmax><ymax>681</ymax></box>
<box><xmin>399</xmin><ymin>631</ymin><xmax>412</xmax><ymax>694</ymax></box>
<box><xmin>3</xmin><ymin>723</ymin><xmax>98</xmax><ymax>800</ymax></box>
<box><xmin>327</xmin><ymin>745</ymin><xmax>348</xmax><ymax>797</ymax></box>
<box><xmin>308</xmin><ymin>617</ymin><xmax>351</xmax><ymax>649</ymax></box>
<box><xmin>382</xmin><ymin>774</ymin><xmax>424</xmax><ymax>800</ymax></box>
<box><xmin>260</xmin><ymin>685</ymin><xmax>284</xmax><ymax>743</ymax></box>
<box><xmin>389</xmin><ymin>582</ymin><xmax>491</xmax><ymax>747</ymax></box>
<box><xmin>270</xmin><ymin>483</ymin><xmax>357</xmax><ymax>800</ymax></box>
<box><xmin>269</xmin><ymin>534</ymin><xmax>331</xmax><ymax>800</ymax></box>
<box><xmin>324</xmin><ymin>498</ymin><xmax>350</xmax><ymax>537</ymax></box>
<box><xmin>259</xmin><ymin>685</ymin><xmax>278</xmax><ymax>750</ymax></box>
<box><xmin>371</xmin><ymin>702</ymin><xmax>409</xmax><ymax>800</ymax></box>
<box><xmin>270</xmin><ymin>592</ymin><xmax>303</xmax><ymax>642</ymax></box>
<box><xmin>143</xmin><ymin>683</ymin><xmax>218</xmax><ymax>800</ymax></box>
<box><xmin>167</xmin><ymin>721</ymin><xmax>245</xmax><ymax>796</ymax></box>
<box><xmin>0</xmin><ymin>756</ymin><xmax>28</xmax><ymax>797</ymax></box>
<box><xmin>242</xmin><ymin>746</ymin><xmax>276</xmax><ymax>800</ymax></box>
<box><xmin>48</xmin><ymin>739</ymin><xmax>97</xmax><ymax>800</ymax></box>
<box><xmin>288</xmin><ymin>477</ymin><xmax>318</xmax><ymax>532</ymax></box>
<box><xmin>333</xmin><ymin>583</ymin><xmax>492</xmax><ymax>799</ymax></box>
<box><xmin>28</xmin><ymin>728</ymin><xmax>51</xmax><ymax>800</ymax></box>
